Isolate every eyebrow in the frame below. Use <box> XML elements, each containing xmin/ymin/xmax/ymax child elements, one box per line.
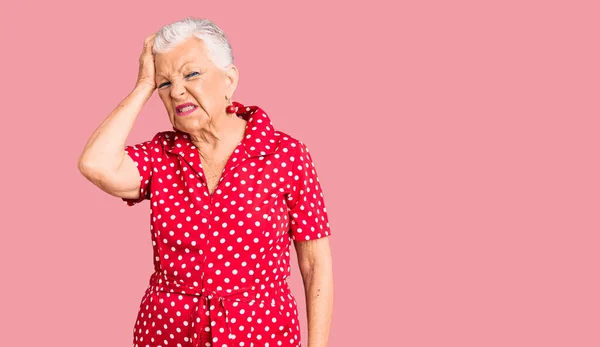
<box><xmin>156</xmin><ymin>62</ymin><xmax>200</xmax><ymax>79</ymax></box>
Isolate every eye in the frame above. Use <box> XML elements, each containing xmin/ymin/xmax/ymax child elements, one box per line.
<box><xmin>186</xmin><ymin>72</ymin><xmax>200</xmax><ymax>78</ymax></box>
<box><xmin>158</xmin><ymin>81</ymin><xmax>171</xmax><ymax>88</ymax></box>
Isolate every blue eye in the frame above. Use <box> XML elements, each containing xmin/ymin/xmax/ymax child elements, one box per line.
<box><xmin>158</xmin><ymin>72</ymin><xmax>199</xmax><ymax>89</ymax></box>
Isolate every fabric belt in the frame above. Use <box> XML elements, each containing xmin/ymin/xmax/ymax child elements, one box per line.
<box><xmin>148</xmin><ymin>271</ymin><xmax>289</xmax><ymax>347</ymax></box>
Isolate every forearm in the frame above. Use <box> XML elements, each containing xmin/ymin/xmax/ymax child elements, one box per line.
<box><xmin>302</xmin><ymin>260</ymin><xmax>334</xmax><ymax>347</ymax></box>
<box><xmin>78</xmin><ymin>83</ymin><xmax>154</xmax><ymax>174</ymax></box>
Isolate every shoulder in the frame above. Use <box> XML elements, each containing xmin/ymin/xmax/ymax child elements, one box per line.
<box><xmin>155</xmin><ymin>130</ymin><xmax>175</xmax><ymax>146</ymax></box>
<box><xmin>275</xmin><ymin>130</ymin><xmax>310</xmax><ymax>154</ymax></box>
<box><xmin>126</xmin><ymin>131</ymin><xmax>173</xmax><ymax>155</ymax></box>
<box><xmin>274</xmin><ymin>130</ymin><xmax>318</xmax><ymax>168</ymax></box>
<box><xmin>149</xmin><ymin>130</ymin><xmax>179</xmax><ymax>149</ymax></box>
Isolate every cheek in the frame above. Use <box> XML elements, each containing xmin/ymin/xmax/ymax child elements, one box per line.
<box><xmin>160</xmin><ymin>96</ymin><xmax>174</xmax><ymax>115</ymax></box>
<box><xmin>192</xmin><ymin>78</ymin><xmax>225</xmax><ymax>101</ymax></box>
<box><xmin>158</xmin><ymin>92</ymin><xmax>170</xmax><ymax>105</ymax></box>
<box><xmin>190</xmin><ymin>89</ymin><xmax>221</xmax><ymax>111</ymax></box>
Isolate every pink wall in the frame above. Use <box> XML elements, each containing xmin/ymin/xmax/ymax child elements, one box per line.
<box><xmin>1</xmin><ymin>0</ymin><xmax>599</xmax><ymax>346</ymax></box>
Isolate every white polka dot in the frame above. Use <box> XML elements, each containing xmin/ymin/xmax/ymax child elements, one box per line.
<box><xmin>125</xmin><ymin>109</ymin><xmax>330</xmax><ymax>346</ymax></box>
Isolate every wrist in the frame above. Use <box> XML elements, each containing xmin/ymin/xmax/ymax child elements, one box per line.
<box><xmin>133</xmin><ymin>82</ymin><xmax>155</xmax><ymax>97</ymax></box>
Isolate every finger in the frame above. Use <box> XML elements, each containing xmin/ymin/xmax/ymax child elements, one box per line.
<box><xmin>144</xmin><ymin>34</ymin><xmax>157</xmax><ymax>52</ymax></box>
<box><xmin>145</xmin><ymin>33</ymin><xmax>157</xmax><ymax>44</ymax></box>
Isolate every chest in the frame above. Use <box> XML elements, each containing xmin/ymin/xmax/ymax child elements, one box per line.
<box><xmin>201</xmin><ymin>156</ymin><xmax>230</xmax><ymax>195</ymax></box>
<box><xmin>157</xmin><ymin>150</ymin><xmax>294</xmax><ymax>209</ymax></box>
<box><xmin>151</xmin><ymin>153</ymin><xmax>296</xmax><ymax>244</ymax></box>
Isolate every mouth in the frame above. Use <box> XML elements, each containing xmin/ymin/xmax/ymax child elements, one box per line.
<box><xmin>175</xmin><ymin>103</ymin><xmax>198</xmax><ymax>116</ymax></box>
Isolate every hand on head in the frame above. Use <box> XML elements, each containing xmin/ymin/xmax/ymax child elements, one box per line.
<box><xmin>136</xmin><ymin>33</ymin><xmax>157</xmax><ymax>89</ymax></box>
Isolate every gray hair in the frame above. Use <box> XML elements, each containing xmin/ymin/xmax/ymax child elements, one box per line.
<box><xmin>153</xmin><ymin>17</ymin><xmax>234</xmax><ymax>70</ymax></box>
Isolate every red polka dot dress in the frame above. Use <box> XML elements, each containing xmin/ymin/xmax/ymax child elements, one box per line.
<box><xmin>123</xmin><ymin>102</ymin><xmax>331</xmax><ymax>347</ymax></box>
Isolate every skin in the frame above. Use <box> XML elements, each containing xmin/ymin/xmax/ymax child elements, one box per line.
<box><xmin>294</xmin><ymin>237</ymin><xmax>334</xmax><ymax>347</ymax></box>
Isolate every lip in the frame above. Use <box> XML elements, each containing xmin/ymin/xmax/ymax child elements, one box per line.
<box><xmin>175</xmin><ymin>103</ymin><xmax>198</xmax><ymax>116</ymax></box>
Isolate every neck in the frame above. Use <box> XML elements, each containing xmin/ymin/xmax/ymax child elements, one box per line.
<box><xmin>189</xmin><ymin>114</ymin><xmax>247</xmax><ymax>157</ymax></box>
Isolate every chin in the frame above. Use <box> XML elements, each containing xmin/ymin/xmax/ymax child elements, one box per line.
<box><xmin>175</xmin><ymin>117</ymin><xmax>207</xmax><ymax>133</ymax></box>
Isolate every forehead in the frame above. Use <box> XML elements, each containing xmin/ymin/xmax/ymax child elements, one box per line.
<box><xmin>155</xmin><ymin>37</ymin><xmax>213</xmax><ymax>73</ymax></box>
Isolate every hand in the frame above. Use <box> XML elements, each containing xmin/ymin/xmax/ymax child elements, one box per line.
<box><xmin>136</xmin><ymin>33</ymin><xmax>157</xmax><ymax>90</ymax></box>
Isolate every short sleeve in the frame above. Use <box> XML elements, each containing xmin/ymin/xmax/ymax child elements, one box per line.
<box><xmin>121</xmin><ymin>137</ymin><xmax>158</xmax><ymax>207</ymax></box>
<box><xmin>286</xmin><ymin>141</ymin><xmax>331</xmax><ymax>241</ymax></box>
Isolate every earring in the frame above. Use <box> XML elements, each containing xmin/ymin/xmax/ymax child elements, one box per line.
<box><xmin>225</xmin><ymin>96</ymin><xmax>237</xmax><ymax>114</ymax></box>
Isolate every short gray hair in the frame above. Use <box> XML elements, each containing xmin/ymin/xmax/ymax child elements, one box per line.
<box><xmin>153</xmin><ymin>17</ymin><xmax>233</xmax><ymax>70</ymax></box>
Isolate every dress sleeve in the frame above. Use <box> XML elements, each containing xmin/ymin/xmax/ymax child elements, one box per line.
<box><xmin>286</xmin><ymin>141</ymin><xmax>332</xmax><ymax>241</ymax></box>
<box><xmin>121</xmin><ymin>136</ymin><xmax>159</xmax><ymax>207</ymax></box>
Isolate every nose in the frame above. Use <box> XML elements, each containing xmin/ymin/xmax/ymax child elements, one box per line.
<box><xmin>170</xmin><ymin>80</ymin><xmax>186</xmax><ymax>98</ymax></box>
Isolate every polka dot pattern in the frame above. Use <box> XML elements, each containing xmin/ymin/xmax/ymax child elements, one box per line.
<box><xmin>123</xmin><ymin>103</ymin><xmax>331</xmax><ymax>347</ymax></box>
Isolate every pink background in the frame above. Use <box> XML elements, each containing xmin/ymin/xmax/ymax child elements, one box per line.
<box><xmin>1</xmin><ymin>0</ymin><xmax>599</xmax><ymax>346</ymax></box>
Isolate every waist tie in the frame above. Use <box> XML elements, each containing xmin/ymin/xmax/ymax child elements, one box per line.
<box><xmin>148</xmin><ymin>272</ymin><xmax>287</xmax><ymax>347</ymax></box>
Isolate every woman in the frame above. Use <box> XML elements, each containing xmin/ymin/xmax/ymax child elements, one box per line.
<box><xmin>78</xmin><ymin>17</ymin><xmax>333</xmax><ymax>347</ymax></box>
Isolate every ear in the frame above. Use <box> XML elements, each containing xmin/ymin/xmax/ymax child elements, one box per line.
<box><xmin>224</xmin><ymin>64</ymin><xmax>239</xmax><ymax>97</ymax></box>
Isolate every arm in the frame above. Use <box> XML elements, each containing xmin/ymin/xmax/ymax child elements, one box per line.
<box><xmin>294</xmin><ymin>237</ymin><xmax>334</xmax><ymax>347</ymax></box>
<box><xmin>77</xmin><ymin>83</ymin><xmax>154</xmax><ymax>200</ymax></box>
<box><xmin>78</xmin><ymin>33</ymin><xmax>157</xmax><ymax>200</ymax></box>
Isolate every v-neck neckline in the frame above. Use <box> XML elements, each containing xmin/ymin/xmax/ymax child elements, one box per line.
<box><xmin>166</xmin><ymin>103</ymin><xmax>283</xmax><ymax>199</ymax></box>
<box><xmin>201</xmin><ymin>139</ymin><xmax>246</xmax><ymax>198</ymax></box>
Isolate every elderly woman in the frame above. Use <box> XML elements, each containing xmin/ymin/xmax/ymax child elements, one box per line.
<box><xmin>77</xmin><ymin>17</ymin><xmax>333</xmax><ymax>347</ymax></box>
